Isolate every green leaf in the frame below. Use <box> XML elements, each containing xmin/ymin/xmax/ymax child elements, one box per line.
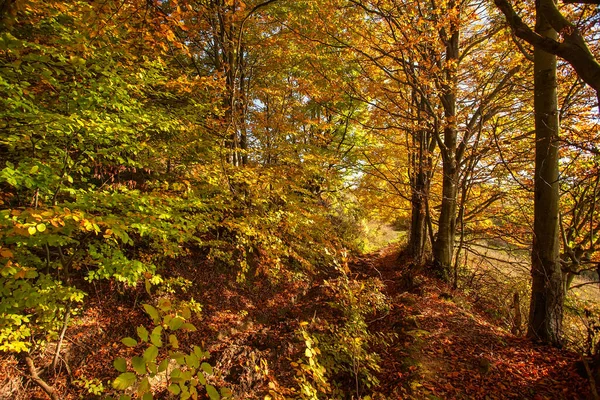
<box><xmin>143</xmin><ymin>345</ymin><xmax>159</xmax><ymax>362</ymax></box>
<box><xmin>172</xmin><ymin>352</ymin><xmax>186</xmax><ymax>365</ymax></box>
<box><xmin>143</xmin><ymin>304</ymin><xmax>160</xmax><ymax>323</ymax></box>
<box><xmin>132</xmin><ymin>356</ymin><xmax>146</xmax><ymax>375</ymax></box>
<box><xmin>138</xmin><ymin>377</ymin><xmax>150</xmax><ymax>395</ymax></box>
<box><xmin>206</xmin><ymin>384</ymin><xmax>220</xmax><ymax>400</ymax></box>
<box><xmin>113</xmin><ymin>357</ymin><xmax>127</xmax><ymax>372</ymax></box>
<box><xmin>171</xmin><ymin>367</ymin><xmax>184</xmax><ymax>384</ymax></box>
<box><xmin>168</xmin><ymin>383</ymin><xmax>181</xmax><ymax>395</ymax></box>
<box><xmin>168</xmin><ymin>316</ymin><xmax>184</xmax><ymax>331</ymax></box>
<box><xmin>168</xmin><ymin>334</ymin><xmax>179</xmax><ymax>349</ymax></box>
<box><xmin>220</xmin><ymin>387</ymin><xmax>233</xmax><ymax>398</ymax></box>
<box><xmin>119</xmin><ymin>396</ymin><xmax>132</xmax><ymax>400</ymax></box>
<box><xmin>150</xmin><ymin>326</ymin><xmax>163</xmax><ymax>347</ymax></box>
<box><xmin>185</xmin><ymin>353</ymin><xmax>199</xmax><ymax>369</ymax></box>
<box><xmin>142</xmin><ymin>393</ymin><xmax>153</xmax><ymax>400</ymax></box>
<box><xmin>36</xmin><ymin>223</ymin><xmax>46</xmax><ymax>232</ymax></box>
<box><xmin>28</xmin><ymin>226</ymin><xmax>36</xmax><ymax>235</ymax></box>
<box><xmin>112</xmin><ymin>372</ymin><xmax>136</xmax><ymax>390</ymax></box>
<box><xmin>148</xmin><ymin>361</ymin><xmax>158</xmax><ymax>375</ymax></box>
<box><xmin>158</xmin><ymin>358</ymin><xmax>169</xmax><ymax>373</ymax></box>
<box><xmin>181</xmin><ymin>323</ymin><xmax>197</xmax><ymax>332</ymax></box>
<box><xmin>121</xmin><ymin>337</ymin><xmax>138</xmax><ymax>347</ymax></box>
<box><xmin>201</xmin><ymin>362</ymin><xmax>213</xmax><ymax>375</ymax></box>
<box><xmin>137</xmin><ymin>326</ymin><xmax>149</xmax><ymax>342</ymax></box>
<box><xmin>197</xmin><ymin>371</ymin><xmax>206</xmax><ymax>385</ymax></box>
<box><xmin>193</xmin><ymin>346</ymin><xmax>204</xmax><ymax>359</ymax></box>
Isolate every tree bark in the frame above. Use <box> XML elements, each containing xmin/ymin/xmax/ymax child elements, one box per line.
<box><xmin>408</xmin><ymin>94</ymin><xmax>434</xmax><ymax>263</ymax></box>
<box><xmin>433</xmin><ymin>157</ymin><xmax>459</xmax><ymax>280</ymax></box>
<box><xmin>527</xmin><ymin>0</ymin><xmax>564</xmax><ymax>346</ymax></box>
<box><xmin>409</xmin><ymin>165</ymin><xmax>429</xmax><ymax>262</ymax></box>
<box><xmin>433</xmin><ymin>26</ymin><xmax>460</xmax><ymax>281</ymax></box>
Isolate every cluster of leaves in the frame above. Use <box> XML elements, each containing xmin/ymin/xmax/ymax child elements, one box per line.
<box><xmin>291</xmin><ymin>257</ymin><xmax>392</xmax><ymax>399</ymax></box>
<box><xmin>110</xmin><ymin>298</ymin><xmax>230</xmax><ymax>400</ymax></box>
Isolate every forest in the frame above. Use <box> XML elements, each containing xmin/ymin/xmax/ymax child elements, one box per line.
<box><xmin>1</xmin><ymin>0</ymin><xmax>600</xmax><ymax>398</ymax></box>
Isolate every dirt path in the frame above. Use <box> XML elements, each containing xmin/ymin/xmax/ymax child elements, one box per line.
<box><xmin>352</xmin><ymin>247</ymin><xmax>592</xmax><ymax>400</ymax></box>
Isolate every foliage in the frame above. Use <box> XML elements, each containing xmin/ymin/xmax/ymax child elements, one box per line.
<box><xmin>110</xmin><ymin>299</ymin><xmax>230</xmax><ymax>400</ymax></box>
<box><xmin>292</xmin><ymin>256</ymin><xmax>392</xmax><ymax>399</ymax></box>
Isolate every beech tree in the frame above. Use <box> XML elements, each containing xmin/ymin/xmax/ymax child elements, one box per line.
<box><xmin>494</xmin><ymin>0</ymin><xmax>600</xmax><ymax>345</ymax></box>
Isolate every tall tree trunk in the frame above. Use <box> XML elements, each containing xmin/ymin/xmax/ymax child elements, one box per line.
<box><xmin>434</xmin><ymin>158</ymin><xmax>458</xmax><ymax>280</ymax></box>
<box><xmin>527</xmin><ymin>0</ymin><xmax>564</xmax><ymax>346</ymax></box>
<box><xmin>408</xmin><ymin>95</ymin><xmax>434</xmax><ymax>263</ymax></box>
<box><xmin>433</xmin><ymin>27</ymin><xmax>459</xmax><ymax>281</ymax></box>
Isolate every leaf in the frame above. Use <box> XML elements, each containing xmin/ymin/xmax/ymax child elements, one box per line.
<box><xmin>143</xmin><ymin>345</ymin><xmax>159</xmax><ymax>362</ymax></box>
<box><xmin>113</xmin><ymin>357</ymin><xmax>127</xmax><ymax>372</ymax></box>
<box><xmin>112</xmin><ymin>372</ymin><xmax>136</xmax><ymax>390</ymax></box>
<box><xmin>168</xmin><ymin>383</ymin><xmax>181</xmax><ymax>395</ymax></box>
<box><xmin>0</xmin><ymin>248</ymin><xmax>13</xmax><ymax>258</ymax></box>
<box><xmin>185</xmin><ymin>353</ymin><xmax>199</xmax><ymax>369</ymax></box>
<box><xmin>132</xmin><ymin>356</ymin><xmax>146</xmax><ymax>375</ymax></box>
<box><xmin>193</xmin><ymin>346</ymin><xmax>204</xmax><ymax>359</ymax></box>
<box><xmin>36</xmin><ymin>223</ymin><xmax>46</xmax><ymax>232</ymax></box>
<box><xmin>181</xmin><ymin>323</ymin><xmax>197</xmax><ymax>332</ymax></box>
<box><xmin>137</xmin><ymin>326</ymin><xmax>149</xmax><ymax>342</ymax></box>
<box><xmin>206</xmin><ymin>384</ymin><xmax>220</xmax><ymax>400</ymax></box>
<box><xmin>121</xmin><ymin>337</ymin><xmax>138</xmax><ymax>347</ymax></box>
<box><xmin>28</xmin><ymin>226</ymin><xmax>36</xmax><ymax>235</ymax></box>
<box><xmin>137</xmin><ymin>377</ymin><xmax>151</xmax><ymax>395</ymax></box>
<box><xmin>172</xmin><ymin>352</ymin><xmax>186</xmax><ymax>365</ymax></box>
<box><xmin>142</xmin><ymin>393</ymin><xmax>153</xmax><ymax>400</ymax></box>
<box><xmin>169</xmin><ymin>334</ymin><xmax>179</xmax><ymax>349</ymax></box>
<box><xmin>158</xmin><ymin>358</ymin><xmax>169</xmax><ymax>373</ymax></box>
<box><xmin>168</xmin><ymin>316</ymin><xmax>184</xmax><ymax>331</ymax></box>
<box><xmin>201</xmin><ymin>362</ymin><xmax>213</xmax><ymax>375</ymax></box>
<box><xmin>150</xmin><ymin>333</ymin><xmax>162</xmax><ymax>347</ymax></box>
<box><xmin>197</xmin><ymin>371</ymin><xmax>207</xmax><ymax>385</ymax></box>
<box><xmin>143</xmin><ymin>304</ymin><xmax>160</xmax><ymax>323</ymax></box>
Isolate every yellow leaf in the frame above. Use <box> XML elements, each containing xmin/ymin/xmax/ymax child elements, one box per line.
<box><xmin>28</xmin><ymin>226</ymin><xmax>36</xmax><ymax>235</ymax></box>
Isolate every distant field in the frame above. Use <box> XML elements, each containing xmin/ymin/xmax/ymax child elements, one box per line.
<box><xmin>464</xmin><ymin>240</ymin><xmax>599</xmax><ymax>304</ymax></box>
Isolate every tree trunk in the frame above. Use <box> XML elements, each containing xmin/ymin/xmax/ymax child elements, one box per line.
<box><xmin>433</xmin><ymin>158</ymin><xmax>458</xmax><ymax>280</ymax></box>
<box><xmin>409</xmin><ymin>167</ymin><xmax>429</xmax><ymax>262</ymax></box>
<box><xmin>527</xmin><ymin>0</ymin><xmax>564</xmax><ymax>346</ymax></box>
<box><xmin>408</xmin><ymin>94</ymin><xmax>434</xmax><ymax>263</ymax></box>
<box><xmin>433</xmin><ymin>26</ymin><xmax>460</xmax><ymax>281</ymax></box>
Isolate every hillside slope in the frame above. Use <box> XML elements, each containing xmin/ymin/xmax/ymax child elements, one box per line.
<box><xmin>0</xmin><ymin>247</ymin><xmax>592</xmax><ymax>399</ymax></box>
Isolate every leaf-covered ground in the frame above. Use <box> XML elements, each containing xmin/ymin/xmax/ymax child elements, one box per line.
<box><xmin>356</xmin><ymin>248</ymin><xmax>591</xmax><ymax>399</ymax></box>
<box><xmin>0</xmin><ymin>246</ymin><xmax>592</xmax><ymax>399</ymax></box>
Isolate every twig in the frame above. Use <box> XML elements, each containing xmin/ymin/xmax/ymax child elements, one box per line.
<box><xmin>581</xmin><ymin>356</ymin><xmax>600</xmax><ymax>400</ymax></box>
<box><xmin>52</xmin><ymin>302</ymin><xmax>71</xmax><ymax>371</ymax></box>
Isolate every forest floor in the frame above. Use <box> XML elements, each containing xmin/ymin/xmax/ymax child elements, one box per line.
<box><xmin>0</xmin><ymin>246</ymin><xmax>594</xmax><ymax>399</ymax></box>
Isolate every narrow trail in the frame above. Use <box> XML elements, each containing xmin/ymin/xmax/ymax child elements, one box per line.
<box><xmin>351</xmin><ymin>246</ymin><xmax>591</xmax><ymax>399</ymax></box>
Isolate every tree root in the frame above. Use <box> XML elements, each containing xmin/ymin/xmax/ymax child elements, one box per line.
<box><xmin>24</xmin><ymin>355</ymin><xmax>60</xmax><ymax>400</ymax></box>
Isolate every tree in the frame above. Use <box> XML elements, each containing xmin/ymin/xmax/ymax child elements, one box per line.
<box><xmin>494</xmin><ymin>0</ymin><xmax>600</xmax><ymax>345</ymax></box>
<box><xmin>527</xmin><ymin>2</ymin><xmax>564</xmax><ymax>345</ymax></box>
